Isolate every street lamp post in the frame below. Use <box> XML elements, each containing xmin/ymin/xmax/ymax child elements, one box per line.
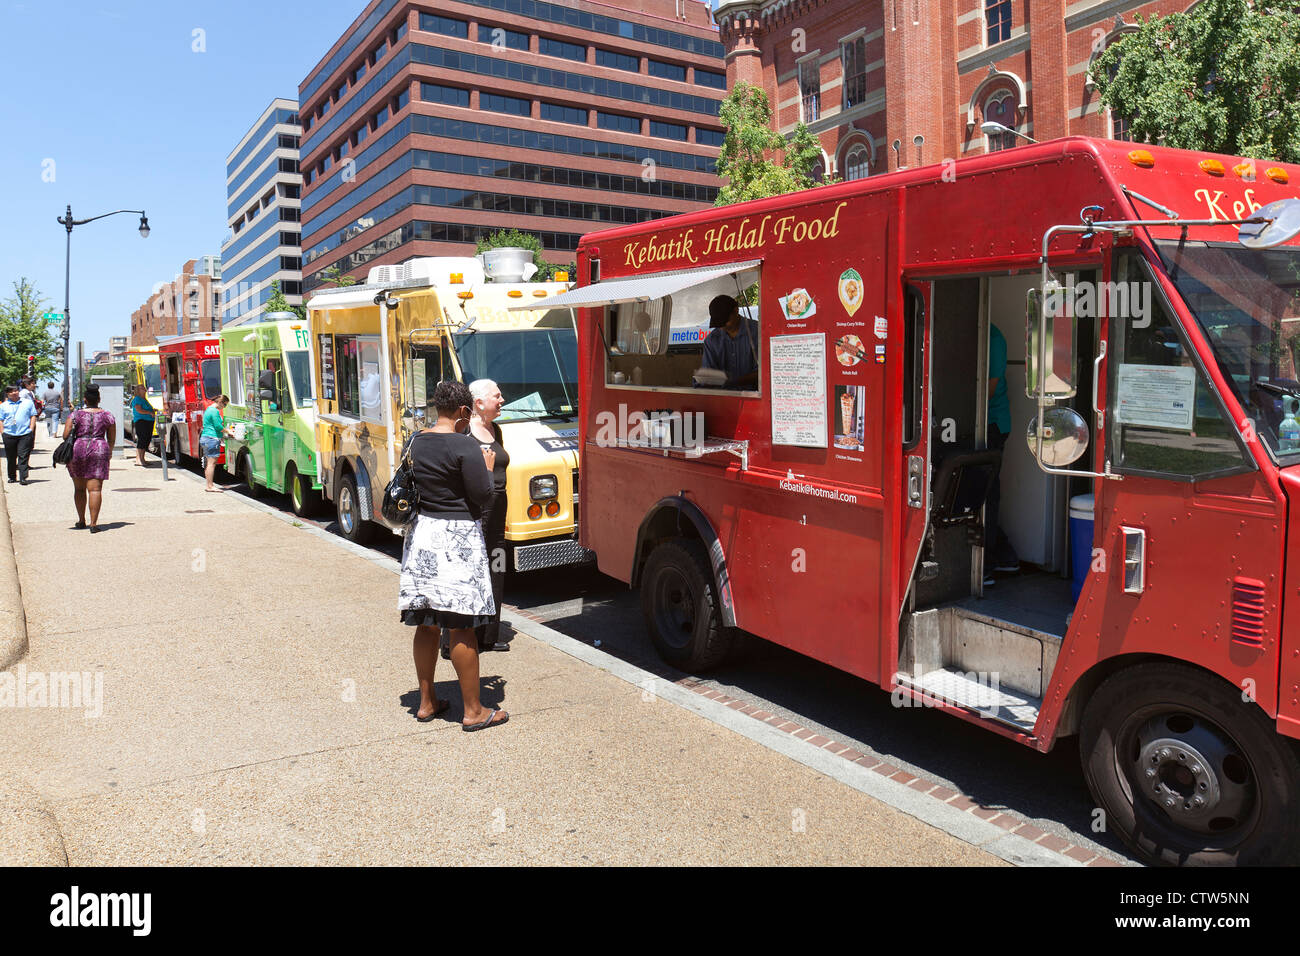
<box><xmin>56</xmin><ymin>205</ymin><xmax>150</xmax><ymax>406</ymax></box>
<box><xmin>980</xmin><ymin>121</ymin><xmax>1038</xmax><ymax>146</ymax></box>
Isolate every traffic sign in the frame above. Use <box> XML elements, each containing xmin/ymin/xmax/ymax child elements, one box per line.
<box><xmin>42</xmin><ymin>311</ymin><xmax>65</xmax><ymax>324</ymax></box>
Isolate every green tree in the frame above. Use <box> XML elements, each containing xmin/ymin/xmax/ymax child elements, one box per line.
<box><xmin>1091</xmin><ymin>0</ymin><xmax>1300</xmax><ymax>162</ymax></box>
<box><xmin>319</xmin><ymin>264</ymin><xmax>359</xmax><ymax>287</ymax></box>
<box><xmin>715</xmin><ymin>82</ymin><xmax>827</xmax><ymax>206</ymax></box>
<box><xmin>264</xmin><ymin>279</ymin><xmax>306</xmax><ymax>320</ymax></box>
<box><xmin>0</xmin><ymin>278</ymin><xmax>57</xmax><ymax>385</ymax></box>
<box><xmin>475</xmin><ymin>228</ymin><xmax>567</xmax><ymax>280</ymax></box>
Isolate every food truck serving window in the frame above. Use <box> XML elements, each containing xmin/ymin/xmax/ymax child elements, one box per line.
<box><xmin>336</xmin><ymin>335</ymin><xmax>383</xmax><ymax>423</ymax></box>
<box><xmin>604</xmin><ymin>265</ymin><xmax>761</xmax><ymax>393</ymax></box>
<box><xmin>227</xmin><ymin>355</ymin><xmax>244</xmax><ymax>405</ymax></box>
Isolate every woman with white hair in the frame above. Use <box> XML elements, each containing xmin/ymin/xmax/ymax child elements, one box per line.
<box><xmin>466</xmin><ymin>378</ymin><xmax>511</xmax><ymax>653</ymax></box>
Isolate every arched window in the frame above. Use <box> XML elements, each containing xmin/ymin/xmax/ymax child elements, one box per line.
<box><xmin>810</xmin><ymin>159</ymin><xmax>826</xmax><ymax>184</ymax></box>
<box><xmin>983</xmin><ymin>89</ymin><xmax>1018</xmax><ymax>151</ymax></box>
<box><xmin>844</xmin><ymin>144</ymin><xmax>870</xmax><ymax>181</ymax></box>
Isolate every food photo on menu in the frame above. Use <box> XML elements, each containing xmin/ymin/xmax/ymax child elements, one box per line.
<box><xmin>779</xmin><ymin>288</ymin><xmax>816</xmax><ymax>321</ymax></box>
<box><xmin>834</xmin><ymin>384</ymin><xmax>866</xmax><ymax>451</ymax></box>
<box><xmin>835</xmin><ymin>334</ymin><xmax>865</xmax><ymax>367</ymax></box>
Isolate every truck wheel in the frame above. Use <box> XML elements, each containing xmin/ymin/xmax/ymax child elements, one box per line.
<box><xmin>239</xmin><ymin>452</ymin><xmax>263</xmax><ymax>499</ymax></box>
<box><xmin>336</xmin><ymin>472</ymin><xmax>373</xmax><ymax>544</ymax></box>
<box><xmin>1080</xmin><ymin>662</ymin><xmax>1300</xmax><ymax>866</ymax></box>
<box><xmin>640</xmin><ymin>538</ymin><xmax>734</xmax><ymax>672</ymax></box>
<box><xmin>287</xmin><ymin>465</ymin><xmax>320</xmax><ymax>518</ymax></box>
<box><xmin>167</xmin><ymin>429</ymin><xmax>184</xmax><ymax>467</ymax></box>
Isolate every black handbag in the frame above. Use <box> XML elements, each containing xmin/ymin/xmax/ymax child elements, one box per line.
<box><xmin>381</xmin><ymin>434</ymin><xmax>420</xmax><ymax>525</ymax></box>
<box><xmin>52</xmin><ymin>417</ymin><xmax>77</xmax><ymax>467</ymax></box>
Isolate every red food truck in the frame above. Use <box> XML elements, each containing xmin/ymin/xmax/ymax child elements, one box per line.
<box><xmin>157</xmin><ymin>331</ymin><xmax>224</xmax><ymax>467</ymax></box>
<box><xmin>539</xmin><ymin>136</ymin><xmax>1300</xmax><ymax>865</ymax></box>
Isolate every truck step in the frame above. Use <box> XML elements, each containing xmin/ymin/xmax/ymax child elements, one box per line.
<box><xmin>896</xmin><ymin>667</ymin><xmax>1041</xmax><ymax>732</ymax></box>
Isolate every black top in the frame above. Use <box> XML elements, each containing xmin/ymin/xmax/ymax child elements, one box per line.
<box><xmin>470</xmin><ymin>421</ymin><xmax>510</xmax><ymax>493</ymax></box>
<box><xmin>409</xmin><ymin>430</ymin><xmax>493</xmax><ymax>520</ymax></box>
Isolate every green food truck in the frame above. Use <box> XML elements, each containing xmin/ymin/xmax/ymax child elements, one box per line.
<box><xmin>219</xmin><ymin>312</ymin><xmax>323</xmax><ymax>516</ymax></box>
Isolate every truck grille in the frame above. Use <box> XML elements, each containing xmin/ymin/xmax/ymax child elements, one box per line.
<box><xmin>1230</xmin><ymin>577</ymin><xmax>1266</xmax><ymax>647</ymax></box>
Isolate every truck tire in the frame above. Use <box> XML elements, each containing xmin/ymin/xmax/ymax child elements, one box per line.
<box><xmin>1080</xmin><ymin>662</ymin><xmax>1300</xmax><ymax>866</ymax></box>
<box><xmin>640</xmin><ymin>538</ymin><xmax>735</xmax><ymax>672</ymax></box>
<box><xmin>239</xmin><ymin>451</ymin><xmax>263</xmax><ymax>499</ymax></box>
<box><xmin>335</xmin><ymin>471</ymin><xmax>373</xmax><ymax>544</ymax></box>
<box><xmin>167</xmin><ymin>428</ymin><xmax>184</xmax><ymax>467</ymax></box>
<box><xmin>287</xmin><ymin>464</ymin><xmax>320</xmax><ymax>518</ymax></box>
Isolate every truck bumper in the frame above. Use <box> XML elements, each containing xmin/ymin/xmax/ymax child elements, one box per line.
<box><xmin>511</xmin><ymin>537</ymin><xmax>595</xmax><ymax>573</ymax></box>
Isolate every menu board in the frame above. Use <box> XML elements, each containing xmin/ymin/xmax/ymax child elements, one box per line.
<box><xmin>770</xmin><ymin>333</ymin><xmax>828</xmax><ymax>447</ymax></box>
<box><xmin>318</xmin><ymin>334</ymin><xmax>335</xmax><ymax>401</ymax></box>
<box><xmin>1116</xmin><ymin>364</ymin><xmax>1196</xmax><ymax>430</ymax></box>
<box><xmin>242</xmin><ymin>353</ymin><xmax>259</xmax><ymax>422</ymax></box>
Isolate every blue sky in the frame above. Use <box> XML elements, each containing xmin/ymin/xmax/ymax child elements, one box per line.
<box><xmin>0</xmin><ymin>0</ymin><xmax>370</xmax><ymax>372</ymax></box>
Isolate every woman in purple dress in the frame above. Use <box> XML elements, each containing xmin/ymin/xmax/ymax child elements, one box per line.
<box><xmin>62</xmin><ymin>384</ymin><xmax>116</xmax><ymax>532</ymax></box>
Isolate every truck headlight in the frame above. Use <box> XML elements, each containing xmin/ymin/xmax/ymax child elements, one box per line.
<box><xmin>529</xmin><ymin>475</ymin><xmax>558</xmax><ymax>501</ymax></box>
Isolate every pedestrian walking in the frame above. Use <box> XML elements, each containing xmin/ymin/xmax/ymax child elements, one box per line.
<box><xmin>63</xmin><ymin>383</ymin><xmax>116</xmax><ymax>531</ymax></box>
<box><xmin>1</xmin><ymin>385</ymin><xmax>38</xmax><ymax>485</ymax></box>
<box><xmin>467</xmin><ymin>378</ymin><xmax>511</xmax><ymax>654</ymax></box>
<box><xmin>401</xmin><ymin>380</ymin><xmax>507</xmax><ymax>731</ymax></box>
<box><xmin>42</xmin><ymin>382</ymin><xmax>63</xmax><ymax>438</ymax></box>
<box><xmin>129</xmin><ymin>384</ymin><xmax>156</xmax><ymax>467</ymax></box>
<box><xmin>201</xmin><ymin>395</ymin><xmax>231</xmax><ymax>492</ymax></box>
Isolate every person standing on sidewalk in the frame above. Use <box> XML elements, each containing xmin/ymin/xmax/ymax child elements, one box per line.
<box><xmin>201</xmin><ymin>395</ymin><xmax>231</xmax><ymax>492</ymax></box>
<box><xmin>42</xmin><ymin>382</ymin><xmax>63</xmax><ymax>438</ymax></box>
<box><xmin>467</xmin><ymin>379</ymin><xmax>511</xmax><ymax>654</ymax></box>
<box><xmin>1</xmin><ymin>385</ymin><xmax>38</xmax><ymax>485</ymax></box>
<box><xmin>401</xmin><ymin>380</ymin><xmax>507</xmax><ymax>732</ymax></box>
<box><xmin>63</xmin><ymin>383</ymin><xmax>116</xmax><ymax>531</ymax></box>
<box><xmin>129</xmin><ymin>384</ymin><xmax>156</xmax><ymax>467</ymax></box>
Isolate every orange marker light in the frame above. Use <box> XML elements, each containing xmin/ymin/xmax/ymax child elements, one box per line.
<box><xmin>527</xmin><ymin>503</ymin><xmax>543</xmax><ymax>519</ymax></box>
<box><xmin>507</xmin><ymin>290</ymin><xmax>523</xmax><ymax>298</ymax></box>
<box><xmin>545</xmin><ymin>501</ymin><xmax>560</xmax><ymax>516</ymax></box>
<box><xmin>1128</xmin><ymin>149</ymin><xmax>1155</xmax><ymax>168</ymax></box>
<box><xmin>555</xmin><ymin>271</ymin><xmax>569</xmax><ymax>281</ymax></box>
<box><xmin>450</xmin><ymin>273</ymin><xmax>463</xmax><ymax>284</ymax></box>
<box><xmin>532</xmin><ymin>290</ymin><xmax>548</xmax><ymax>297</ymax></box>
<box><xmin>1266</xmin><ymin>167</ymin><xmax>1290</xmax><ymax>184</ymax></box>
<box><xmin>1198</xmin><ymin>159</ymin><xmax>1225</xmax><ymax>176</ymax></box>
<box><xmin>1233</xmin><ymin>162</ymin><xmax>1256</xmax><ymax>179</ymax></box>
<box><xmin>457</xmin><ymin>291</ymin><xmax>474</xmax><ymax>300</ymax></box>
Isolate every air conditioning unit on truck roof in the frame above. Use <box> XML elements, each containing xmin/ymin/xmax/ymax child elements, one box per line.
<box><xmin>366</xmin><ymin>256</ymin><xmax>486</xmax><ymax>288</ymax></box>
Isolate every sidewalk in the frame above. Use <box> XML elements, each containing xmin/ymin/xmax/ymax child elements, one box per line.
<box><xmin>0</xmin><ymin>429</ymin><xmax>1003</xmax><ymax>865</ymax></box>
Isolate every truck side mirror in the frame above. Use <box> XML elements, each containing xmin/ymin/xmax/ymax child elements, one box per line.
<box><xmin>260</xmin><ymin>388</ymin><xmax>274</xmax><ymax>401</ymax></box>
<box><xmin>1025</xmin><ymin>283</ymin><xmax>1078</xmax><ymax>400</ymax></box>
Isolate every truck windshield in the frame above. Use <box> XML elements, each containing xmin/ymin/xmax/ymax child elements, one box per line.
<box><xmin>143</xmin><ymin>364</ymin><xmax>162</xmax><ymax>394</ymax></box>
<box><xmin>1156</xmin><ymin>240</ymin><xmax>1300</xmax><ymax>459</ymax></box>
<box><xmin>285</xmin><ymin>351</ymin><xmax>313</xmax><ymax>408</ymax></box>
<box><xmin>201</xmin><ymin>360</ymin><xmax>221</xmax><ymax>400</ymax></box>
<box><xmin>452</xmin><ymin>328</ymin><xmax>578</xmax><ymax>422</ymax></box>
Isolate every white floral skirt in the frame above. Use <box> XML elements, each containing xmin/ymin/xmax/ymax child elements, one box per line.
<box><xmin>398</xmin><ymin>515</ymin><xmax>496</xmax><ymax>628</ymax></box>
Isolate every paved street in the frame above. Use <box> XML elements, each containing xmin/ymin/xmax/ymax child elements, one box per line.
<box><xmin>1</xmin><ymin>429</ymin><xmax>1013</xmax><ymax>865</ymax></box>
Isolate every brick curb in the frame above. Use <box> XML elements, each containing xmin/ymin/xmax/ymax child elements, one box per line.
<box><xmin>0</xmin><ymin>473</ymin><xmax>29</xmax><ymax>670</ymax></box>
<box><xmin>671</xmin><ymin>675</ymin><xmax>1125</xmax><ymax>867</ymax></box>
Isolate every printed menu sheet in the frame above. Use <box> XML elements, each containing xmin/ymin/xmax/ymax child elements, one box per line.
<box><xmin>770</xmin><ymin>332</ymin><xmax>828</xmax><ymax>447</ymax></box>
<box><xmin>318</xmin><ymin>334</ymin><xmax>336</xmax><ymax>401</ymax></box>
<box><xmin>1116</xmin><ymin>364</ymin><xmax>1196</xmax><ymax>430</ymax></box>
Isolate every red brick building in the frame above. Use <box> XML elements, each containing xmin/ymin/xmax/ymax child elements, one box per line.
<box><xmin>130</xmin><ymin>259</ymin><xmax>223</xmax><ymax>347</ymax></box>
<box><xmin>297</xmin><ymin>0</ymin><xmax>728</xmax><ymax>291</ymax></box>
<box><xmin>714</xmin><ymin>0</ymin><xmax>1193</xmax><ymax>179</ymax></box>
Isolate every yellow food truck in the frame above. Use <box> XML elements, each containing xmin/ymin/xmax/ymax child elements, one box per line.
<box><xmin>308</xmin><ymin>254</ymin><xmax>591</xmax><ymax>572</ymax></box>
<box><xmin>96</xmin><ymin>346</ymin><xmax>161</xmax><ymax>441</ymax></box>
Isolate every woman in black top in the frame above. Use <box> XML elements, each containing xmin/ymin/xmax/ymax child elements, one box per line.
<box><xmin>468</xmin><ymin>379</ymin><xmax>511</xmax><ymax>653</ymax></box>
<box><xmin>399</xmin><ymin>380</ymin><xmax>508</xmax><ymax>732</ymax></box>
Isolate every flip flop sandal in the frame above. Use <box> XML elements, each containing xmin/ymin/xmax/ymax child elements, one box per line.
<box><xmin>416</xmin><ymin>700</ymin><xmax>452</xmax><ymax>723</ymax></box>
<box><xmin>462</xmin><ymin>709</ymin><xmax>508</xmax><ymax>733</ymax></box>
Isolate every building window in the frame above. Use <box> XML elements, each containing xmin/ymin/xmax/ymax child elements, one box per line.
<box><xmin>370</xmin><ymin>40</ymin><xmax>387</xmax><ymax>65</ymax></box>
<box><xmin>597</xmin><ymin>111</ymin><xmax>640</xmax><ymax>134</ymax></box>
<box><xmin>595</xmin><ymin>48</ymin><xmax>638</xmax><ymax>72</ymax></box>
<box><xmin>1111</xmin><ymin>111</ymin><xmax>1133</xmax><ymax>142</ymax></box>
<box><xmin>842</xmin><ymin>37</ymin><xmax>866</xmax><ymax>109</ymax></box>
<box><xmin>696</xmin><ymin>69</ymin><xmax>726</xmax><ymax>89</ymax></box>
<box><xmin>478</xmin><ymin>23</ymin><xmax>530</xmax><ymax>49</ymax></box>
<box><xmin>419</xmin><ymin>13</ymin><xmax>468</xmax><ymax>38</ymax></box>
<box><xmin>986</xmin><ymin>0</ymin><xmax>1011</xmax><ymax>45</ymax></box>
<box><xmin>540</xmin><ymin>37</ymin><xmax>586</xmax><ymax>62</ymax></box>
<box><xmin>844</xmin><ymin>144</ymin><xmax>870</xmax><ymax>180</ymax></box>
<box><xmin>393</xmin><ymin>88</ymin><xmax>409</xmax><ymax>112</ymax></box>
<box><xmin>541</xmin><ymin>102</ymin><xmax>587</xmax><ymax>125</ymax></box>
<box><xmin>798</xmin><ymin>58</ymin><xmax>820</xmax><ymax>122</ymax></box>
<box><xmin>983</xmin><ymin>89</ymin><xmax>1018</xmax><ymax>151</ymax></box>
<box><xmin>696</xmin><ymin>128</ymin><xmax>725</xmax><ymax>148</ymax></box>
<box><xmin>422</xmin><ymin>82</ymin><xmax>470</xmax><ymax>107</ymax></box>
<box><xmin>482</xmin><ymin>92</ymin><xmax>531</xmax><ymax>117</ymax></box>
<box><xmin>647</xmin><ymin>59</ymin><xmax>686</xmax><ymax>82</ymax></box>
<box><xmin>650</xmin><ymin>120</ymin><xmax>687</xmax><ymax>141</ymax></box>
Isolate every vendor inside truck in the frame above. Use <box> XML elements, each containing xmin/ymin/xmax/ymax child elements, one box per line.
<box><xmin>700</xmin><ymin>294</ymin><xmax>759</xmax><ymax>390</ymax></box>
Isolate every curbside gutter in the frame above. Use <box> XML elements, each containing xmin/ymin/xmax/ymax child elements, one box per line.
<box><xmin>0</xmin><ymin>776</ymin><xmax>68</xmax><ymax>866</ymax></box>
<box><xmin>0</xmin><ymin>477</ymin><xmax>28</xmax><ymax>670</ymax></box>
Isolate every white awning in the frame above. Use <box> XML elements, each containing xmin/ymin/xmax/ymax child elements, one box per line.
<box><xmin>508</xmin><ymin>259</ymin><xmax>762</xmax><ymax>311</ymax></box>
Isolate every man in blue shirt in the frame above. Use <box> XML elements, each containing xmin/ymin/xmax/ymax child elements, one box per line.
<box><xmin>1</xmin><ymin>385</ymin><xmax>37</xmax><ymax>485</ymax></box>
<box><xmin>701</xmin><ymin>295</ymin><xmax>760</xmax><ymax>390</ymax></box>
<box><xmin>985</xmin><ymin>324</ymin><xmax>1019</xmax><ymax>584</ymax></box>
